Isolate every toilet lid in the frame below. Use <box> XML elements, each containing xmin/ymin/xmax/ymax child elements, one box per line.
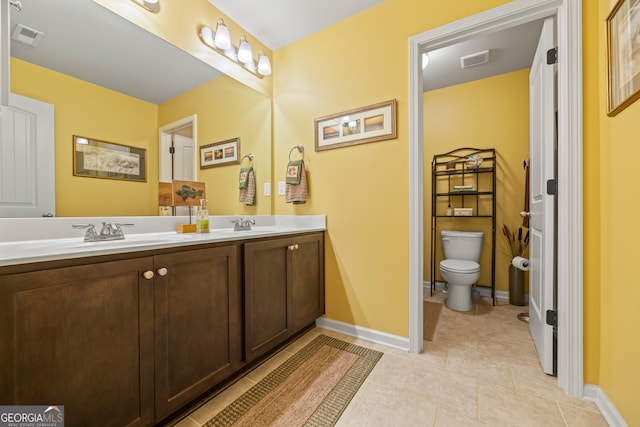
<box><xmin>440</xmin><ymin>259</ymin><xmax>480</xmax><ymax>274</ymax></box>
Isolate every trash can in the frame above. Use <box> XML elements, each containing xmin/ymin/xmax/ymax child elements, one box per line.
<box><xmin>509</xmin><ymin>264</ymin><xmax>525</xmax><ymax>306</ymax></box>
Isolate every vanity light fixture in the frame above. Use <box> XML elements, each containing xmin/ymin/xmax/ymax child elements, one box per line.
<box><xmin>198</xmin><ymin>25</ymin><xmax>272</xmax><ymax>78</ymax></box>
<box><xmin>257</xmin><ymin>51</ymin><xmax>272</xmax><ymax>76</ymax></box>
<box><xmin>131</xmin><ymin>0</ymin><xmax>160</xmax><ymax>13</ymax></box>
<box><xmin>236</xmin><ymin>36</ymin><xmax>253</xmax><ymax>64</ymax></box>
<box><xmin>213</xmin><ymin>19</ymin><xmax>231</xmax><ymax>50</ymax></box>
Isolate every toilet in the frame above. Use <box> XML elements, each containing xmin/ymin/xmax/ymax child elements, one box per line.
<box><xmin>439</xmin><ymin>230</ymin><xmax>484</xmax><ymax>311</ymax></box>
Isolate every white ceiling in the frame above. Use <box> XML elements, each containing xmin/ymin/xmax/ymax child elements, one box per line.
<box><xmin>9</xmin><ymin>0</ymin><xmax>544</xmax><ymax>104</ymax></box>
<box><xmin>207</xmin><ymin>0</ymin><xmax>385</xmax><ymax>51</ymax></box>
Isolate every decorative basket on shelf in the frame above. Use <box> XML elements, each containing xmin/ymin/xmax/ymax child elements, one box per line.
<box><xmin>466</xmin><ymin>154</ymin><xmax>483</xmax><ymax>169</ymax></box>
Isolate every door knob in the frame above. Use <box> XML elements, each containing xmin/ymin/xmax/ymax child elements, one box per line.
<box><xmin>520</xmin><ymin>211</ymin><xmax>531</xmax><ymax>218</ymax></box>
<box><xmin>157</xmin><ymin>267</ymin><xmax>168</xmax><ymax>276</ymax></box>
<box><xmin>142</xmin><ymin>271</ymin><xmax>154</xmax><ymax>280</ymax></box>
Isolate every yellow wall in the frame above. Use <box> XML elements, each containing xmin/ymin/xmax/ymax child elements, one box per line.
<box><xmin>596</xmin><ymin>0</ymin><xmax>640</xmax><ymax>423</ymax></box>
<box><xmin>424</xmin><ymin>70</ymin><xmax>530</xmax><ymax>293</ymax></box>
<box><xmin>11</xmin><ymin>58</ymin><xmax>159</xmax><ymax>216</ymax></box>
<box><xmin>159</xmin><ymin>76</ymin><xmax>272</xmax><ymax>215</ymax></box>
<box><xmin>272</xmin><ymin>0</ymin><xmax>509</xmax><ymax>337</ymax></box>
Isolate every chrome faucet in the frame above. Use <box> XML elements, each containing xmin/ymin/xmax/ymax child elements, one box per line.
<box><xmin>73</xmin><ymin>222</ymin><xmax>134</xmax><ymax>241</ymax></box>
<box><xmin>231</xmin><ymin>218</ymin><xmax>255</xmax><ymax>231</ymax></box>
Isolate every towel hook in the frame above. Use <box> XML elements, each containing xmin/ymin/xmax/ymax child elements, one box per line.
<box><xmin>241</xmin><ymin>153</ymin><xmax>254</xmax><ymax>167</ymax></box>
<box><xmin>289</xmin><ymin>145</ymin><xmax>304</xmax><ymax>161</ymax></box>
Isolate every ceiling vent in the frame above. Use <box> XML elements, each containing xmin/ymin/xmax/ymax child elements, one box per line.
<box><xmin>460</xmin><ymin>50</ymin><xmax>490</xmax><ymax>68</ymax></box>
<box><xmin>11</xmin><ymin>24</ymin><xmax>44</xmax><ymax>47</ymax></box>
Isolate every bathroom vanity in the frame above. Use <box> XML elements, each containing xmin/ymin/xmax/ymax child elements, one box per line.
<box><xmin>0</xmin><ymin>216</ymin><xmax>325</xmax><ymax>426</ymax></box>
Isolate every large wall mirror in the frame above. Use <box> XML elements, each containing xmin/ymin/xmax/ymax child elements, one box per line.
<box><xmin>6</xmin><ymin>0</ymin><xmax>272</xmax><ymax>217</ymax></box>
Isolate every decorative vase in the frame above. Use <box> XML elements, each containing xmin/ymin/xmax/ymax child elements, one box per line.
<box><xmin>509</xmin><ymin>264</ymin><xmax>525</xmax><ymax>306</ymax></box>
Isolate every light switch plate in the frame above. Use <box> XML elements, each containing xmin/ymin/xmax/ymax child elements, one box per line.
<box><xmin>263</xmin><ymin>182</ymin><xmax>271</xmax><ymax>196</ymax></box>
<box><xmin>278</xmin><ymin>181</ymin><xmax>286</xmax><ymax>195</ymax></box>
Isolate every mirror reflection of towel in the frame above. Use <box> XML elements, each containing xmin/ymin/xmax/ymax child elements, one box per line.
<box><xmin>239</xmin><ymin>167</ymin><xmax>256</xmax><ymax>205</ymax></box>
<box><xmin>285</xmin><ymin>160</ymin><xmax>307</xmax><ymax>204</ymax></box>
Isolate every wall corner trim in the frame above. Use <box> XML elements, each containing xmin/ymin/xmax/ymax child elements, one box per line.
<box><xmin>583</xmin><ymin>384</ymin><xmax>628</xmax><ymax>427</ymax></box>
<box><xmin>315</xmin><ymin>317</ymin><xmax>410</xmax><ymax>352</ymax></box>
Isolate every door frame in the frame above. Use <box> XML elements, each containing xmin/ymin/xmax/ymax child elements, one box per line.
<box><xmin>408</xmin><ymin>0</ymin><xmax>583</xmax><ymax>397</ymax></box>
<box><xmin>158</xmin><ymin>115</ymin><xmax>198</xmax><ymax>183</ymax></box>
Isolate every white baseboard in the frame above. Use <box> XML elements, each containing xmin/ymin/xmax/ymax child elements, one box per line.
<box><xmin>583</xmin><ymin>384</ymin><xmax>628</xmax><ymax>427</ymax></box>
<box><xmin>424</xmin><ymin>281</ymin><xmax>529</xmax><ymax>302</ymax></box>
<box><xmin>315</xmin><ymin>317</ymin><xmax>410</xmax><ymax>352</ymax></box>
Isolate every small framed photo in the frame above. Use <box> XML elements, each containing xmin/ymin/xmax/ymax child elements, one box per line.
<box><xmin>73</xmin><ymin>135</ymin><xmax>146</xmax><ymax>182</ymax></box>
<box><xmin>606</xmin><ymin>0</ymin><xmax>640</xmax><ymax>116</ymax></box>
<box><xmin>314</xmin><ymin>99</ymin><xmax>397</xmax><ymax>151</ymax></box>
<box><xmin>200</xmin><ymin>137</ymin><xmax>240</xmax><ymax>168</ymax></box>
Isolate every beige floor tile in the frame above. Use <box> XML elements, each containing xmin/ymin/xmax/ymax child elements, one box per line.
<box><xmin>171</xmin><ymin>416</ymin><xmax>200</xmax><ymax>427</ymax></box>
<box><xmin>364</xmin><ymin>352</ymin><xmax>414</xmax><ymax>390</ymax></box>
<box><xmin>341</xmin><ymin>384</ymin><xmax>438</xmax><ymax>426</ymax></box>
<box><xmin>244</xmin><ymin>349</ymin><xmax>295</xmax><ymax>383</ymax></box>
<box><xmin>404</xmin><ymin>363</ymin><xmax>478</xmax><ymax>418</ymax></box>
<box><xmin>559</xmin><ymin>402</ymin><xmax>610</xmax><ymax>427</ymax></box>
<box><xmin>477</xmin><ymin>382</ymin><xmax>565</xmax><ymax>426</ymax></box>
<box><xmin>435</xmin><ymin>407</ymin><xmax>494</xmax><ymax>426</ymax></box>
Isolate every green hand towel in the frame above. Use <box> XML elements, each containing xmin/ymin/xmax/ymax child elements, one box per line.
<box><xmin>239</xmin><ymin>167</ymin><xmax>252</xmax><ymax>189</ymax></box>
<box><xmin>285</xmin><ymin>160</ymin><xmax>303</xmax><ymax>185</ymax></box>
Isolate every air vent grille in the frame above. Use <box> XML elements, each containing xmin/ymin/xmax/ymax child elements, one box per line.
<box><xmin>11</xmin><ymin>24</ymin><xmax>44</xmax><ymax>47</ymax></box>
<box><xmin>460</xmin><ymin>50</ymin><xmax>490</xmax><ymax>68</ymax></box>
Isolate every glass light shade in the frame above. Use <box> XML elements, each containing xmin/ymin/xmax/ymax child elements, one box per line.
<box><xmin>237</xmin><ymin>36</ymin><xmax>253</xmax><ymax>64</ymax></box>
<box><xmin>214</xmin><ymin>20</ymin><xmax>231</xmax><ymax>50</ymax></box>
<box><xmin>131</xmin><ymin>0</ymin><xmax>159</xmax><ymax>12</ymax></box>
<box><xmin>200</xmin><ymin>26</ymin><xmax>214</xmax><ymax>47</ymax></box>
<box><xmin>257</xmin><ymin>53</ymin><xmax>271</xmax><ymax>76</ymax></box>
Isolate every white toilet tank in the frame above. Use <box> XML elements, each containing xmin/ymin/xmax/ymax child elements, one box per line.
<box><xmin>441</xmin><ymin>230</ymin><xmax>484</xmax><ymax>262</ymax></box>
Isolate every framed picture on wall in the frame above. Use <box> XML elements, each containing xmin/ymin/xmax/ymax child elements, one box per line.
<box><xmin>200</xmin><ymin>137</ymin><xmax>241</xmax><ymax>168</ymax></box>
<box><xmin>73</xmin><ymin>135</ymin><xmax>146</xmax><ymax>182</ymax></box>
<box><xmin>606</xmin><ymin>0</ymin><xmax>640</xmax><ymax>116</ymax></box>
<box><xmin>314</xmin><ymin>99</ymin><xmax>397</xmax><ymax>151</ymax></box>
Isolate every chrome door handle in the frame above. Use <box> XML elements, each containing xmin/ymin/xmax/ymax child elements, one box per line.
<box><xmin>520</xmin><ymin>211</ymin><xmax>531</xmax><ymax>218</ymax></box>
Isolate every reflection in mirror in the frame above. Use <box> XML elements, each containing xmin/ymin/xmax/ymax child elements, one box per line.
<box><xmin>6</xmin><ymin>0</ymin><xmax>272</xmax><ymax>217</ymax></box>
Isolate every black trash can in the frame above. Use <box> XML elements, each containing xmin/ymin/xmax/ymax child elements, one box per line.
<box><xmin>509</xmin><ymin>264</ymin><xmax>525</xmax><ymax>306</ymax></box>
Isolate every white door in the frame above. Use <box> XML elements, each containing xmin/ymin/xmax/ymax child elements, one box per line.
<box><xmin>0</xmin><ymin>94</ymin><xmax>55</xmax><ymax>217</ymax></box>
<box><xmin>172</xmin><ymin>134</ymin><xmax>195</xmax><ymax>181</ymax></box>
<box><xmin>528</xmin><ymin>16</ymin><xmax>556</xmax><ymax>375</ymax></box>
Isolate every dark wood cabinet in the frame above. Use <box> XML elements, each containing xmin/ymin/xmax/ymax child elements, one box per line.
<box><xmin>0</xmin><ymin>231</ymin><xmax>323</xmax><ymax>426</ymax></box>
<box><xmin>244</xmin><ymin>233</ymin><xmax>324</xmax><ymax>362</ymax></box>
<box><xmin>0</xmin><ymin>257</ymin><xmax>156</xmax><ymax>427</ymax></box>
<box><xmin>153</xmin><ymin>245</ymin><xmax>241</xmax><ymax>420</ymax></box>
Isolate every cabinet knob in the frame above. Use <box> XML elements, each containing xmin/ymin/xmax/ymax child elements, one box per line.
<box><xmin>142</xmin><ymin>271</ymin><xmax>154</xmax><ymax>280</ymax></box>
<box><xmin>157</xmin><ymin>267</ymin><xmax>168</xmax><ymax>276</ymax></box>
<box><xmin>288</xmin><ymin>244</ymin><xmax>299</xmax><ymax>251</ymax></box>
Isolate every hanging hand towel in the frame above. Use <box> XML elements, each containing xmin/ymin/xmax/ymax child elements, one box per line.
<box><xmin>239</xmin><ymin>167</ymin><xmax>256</xmax><ymax>206</ymax></box>
<box><xmin>285</xmin><ymin>159</ymin><xmax>308</xmax><ymax>204</ymax></box>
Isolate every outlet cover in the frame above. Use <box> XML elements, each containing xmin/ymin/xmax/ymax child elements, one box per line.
<box><xmin>263</xmin><ymin>182</ymin><xmax>271</xmax><ymax>196</ymax></box>
<box><xmin>278</xmin><ymin>181</ymin><xmax>286</xmax><ymax>195</ymax></box>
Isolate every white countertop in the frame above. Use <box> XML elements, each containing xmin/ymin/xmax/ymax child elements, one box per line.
<box><xmin>0</xmin><ymin>215</ymin><xmax>325</xmax><ymax>267</ymax></box>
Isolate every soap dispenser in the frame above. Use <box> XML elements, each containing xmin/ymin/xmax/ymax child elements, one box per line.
<box><xmin>196</xmin><ymin>199</ymin><xmax>210</xmax><ymax>233</ymax></box>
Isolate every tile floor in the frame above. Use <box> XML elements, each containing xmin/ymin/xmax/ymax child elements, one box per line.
<box><xmin>175</xmin><ymin>291</ymin><xmax>608</xmax><ymax>426</ymax></box>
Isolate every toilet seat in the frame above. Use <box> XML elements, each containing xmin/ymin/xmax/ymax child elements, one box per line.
<box><xmin>440</xmin><ymin>259</ymin><xmax>480</xmax><ymax>274</ymax></box>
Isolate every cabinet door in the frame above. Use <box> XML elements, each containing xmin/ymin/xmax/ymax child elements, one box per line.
<box><xmin>0</xmin><ymin>258</ymin><xmax>155</xmax><ymax>427</ymax></box>
<box><xmin>243</xmin><ymin>237</ymin><xmax>290</xmax><ymax>362</ymax></box>
<box><xmin>290</xmin><ymin>233</ymin><xmax>325</xmax><ymax>333</ymax></box>
<box><xmin>153</xmin><ymin>245</ymin><xmax>240</xmax><ymax>420</ymax></box>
